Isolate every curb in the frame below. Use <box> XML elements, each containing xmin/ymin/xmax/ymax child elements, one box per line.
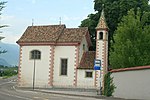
<box><xmin>15</xmin><ymin>86</ymin><xmax>126</xmax><ymax>100</ymax></box>
<box><xmin>33</xmin><ymin>89</ymin><xmax>125</xmax><ymax>100</ymax></box>
<box><xmin>34</xmin><ymin>89</ymin><xmax>103</xmax><ymax>98</ymax></box>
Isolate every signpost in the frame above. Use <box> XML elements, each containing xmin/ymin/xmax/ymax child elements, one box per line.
<box><xmin>94</xmin><ymin>59</ymin><xmax>101</xmax><ymax>70</ymax></box>
<box><xmin>33</xmin><ymin>59</ymin><xmax>36</xmax><ymax>90</ymax></box>
<box><xmin>94</xmin><ymin>59</ymin><xmax>102</xmax><ymax>95</ymax></box>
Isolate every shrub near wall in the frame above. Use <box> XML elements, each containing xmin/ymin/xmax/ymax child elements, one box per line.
<box><xmin>103</xmin><ymin>72</ymin><xmax>116</xmax><ymax>97</ymax></box>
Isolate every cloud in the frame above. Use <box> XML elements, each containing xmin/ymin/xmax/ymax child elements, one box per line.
<box><xmin>2</xmin><ymin>32</ymin><xmax>21</xmax><ymax>44</ymax></box>
<box><xmin>0</xmin><ymin>15</ymin><xmax>15</xmax><ymax>21</ymax></box>
<box><xmin>25</xmin><ymin>0</ymin><xmax>37</xmax><ymax>4</ymax></box>
<box><xmin>47</xmin><ymin>15</ymin><xmax>82</xmax><ymax>26</ymax></box>
<box><xmin>0</xmin><ymin>15</ymin><xmax>30</xmax><ymax>44</ymax></box>
<box><xmin>62</xmin><ymin>15</ymin><xmax>81</xmax><ymax>21</ymax></box>
<box><xmin>32</xmin><ymin>0</ymin><xmax>36</xmax><ymax>4</ymax></box>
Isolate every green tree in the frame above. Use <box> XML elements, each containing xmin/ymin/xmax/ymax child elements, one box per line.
<box><xmin>80</xmin><ymin>0</ymin><xmax>150</xmax><ymax>50</ymax></box>
<box><xmin>103</xmin><ymin>72</ymin><xmax>116</xmax><ymax>96</ymax></box>
<box><xmin>110</xmin><ymin>8</ymin><xmax>150</xmax><ymax>69</ymax></box>
<box><xmin>0</xmin><ymin>1</ymin><xmax>7</xmax><ymax>29</ymax></box>
<box><xmin>80</xmin><ymin>13</ymin><xmax>99</xmax><ymax>50</ymax></box>
<box><xmin>0</xmin><ymin>1</ymin><xmax>7</xmax><ymax>54</ymax></box>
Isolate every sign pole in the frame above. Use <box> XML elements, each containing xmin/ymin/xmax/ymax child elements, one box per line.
<box><xmin>33</xmin><ymin>59</ymin><xmax>36</xmax><ymax>90</ymax></box>
<box><xmin>94</xmin><ymin>59</ymin><xmax>101</xmax><ymax>95</ymax></box>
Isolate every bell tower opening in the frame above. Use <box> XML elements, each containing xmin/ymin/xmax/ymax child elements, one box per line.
<box><xmin>99</xmin><ymin>32</ymin><xmax>103</xmax><ymax>40</ymax></box>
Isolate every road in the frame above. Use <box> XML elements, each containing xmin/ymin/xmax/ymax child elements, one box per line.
<box><xmin>0</xmin><ymin>76</ymin><xmax>104</xmax><ymax>100</ymax></box>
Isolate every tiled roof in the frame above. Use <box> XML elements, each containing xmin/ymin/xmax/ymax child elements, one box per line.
<box><xmin>57</xmin><ymin>27</ymin><xmax>88</xmax><ymax>42</ymax></box>
<box><xmin>78</xmin><ymin>51</ymin><xmax>95</xmax><ymax>69</ymax></box>
<box><xmin>17</xmin><ymin>25</ymin><xmax>65</xmax><ymax>43</ymax></box>
<box><xmin>17</xmin><ymin>25</ymin><xmax>90</xmax><ymax>45</ymax></box>
<box><xmin>57</xmin><ymin>27</ymin><xmax>88</xmax><ymax>43</ymax></box>
<box><xmin>96</xmin><ymin>9</ymin><xmax>108</xmax><ymax>30</ymax></box>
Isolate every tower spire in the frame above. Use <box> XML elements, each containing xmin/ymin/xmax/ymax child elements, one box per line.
<box><xmin>96</xmin><ymin>5</ymin><xmax>108</xmax><ymax>30</ymax></box>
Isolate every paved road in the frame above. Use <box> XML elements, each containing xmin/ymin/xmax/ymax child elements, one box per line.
<box><xmin>0</xmin><ymin>76</ymin><xmax>104</xmax><ymax>100</ymax></box>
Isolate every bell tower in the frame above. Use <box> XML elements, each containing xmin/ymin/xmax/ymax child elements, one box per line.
<box><xmin>95</xmin><ymin>8</ymin><xmax>108</xmax><ymax>89</ymax></box>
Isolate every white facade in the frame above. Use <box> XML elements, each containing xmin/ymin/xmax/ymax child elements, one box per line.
<box><xmin>77</xmin><ymin>36</ymin><xmax>97</xmax><ymax>88</ymax></box>
<box><xmin>53</xmin><ymin>46</ymin><xmax>76</xmax><ymax>87</ymax></box>
<box><xmin>18</xmin><ymin>35</ymin><xmax>98</xmax><ymax>88</ymax></box>
<box><xmin>19</xmin><ymin>46</ymin><xmax>51</xmax><ymax>87</ymax></box>
<box><xmin>77</xmin><ymin>70</ymin><xmax>95</xmax><ymax>88</ymax></box>
<box><xmin>112</xmin><ymin>68</ymin><xmax>150</xmax><ymax>100</ymax></box>
<box><xmin>17</xmin><ymin>16</ymin><xmax>107</xmax><ymax>89</ymax></box>
<box><xmin>79</xmin><ymin>36</ymin><xmax>88</xmax><ymax>61</ymax></box>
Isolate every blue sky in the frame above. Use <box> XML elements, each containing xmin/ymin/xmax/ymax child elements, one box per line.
<box><xmin>0</xmin><ymin>0</ymin><xmax>95</xmax><ymax>44</ymax></box>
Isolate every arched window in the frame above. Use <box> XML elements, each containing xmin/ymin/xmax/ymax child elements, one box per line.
<box><xmin>30</xmin><ymin>50</ymin><xmax>41</xmax><ymax>59</ymax></box>
<box><xmin>99</xmin><ymin>32</ymin><xmax>103</xmax><ymax>40</ymax></box>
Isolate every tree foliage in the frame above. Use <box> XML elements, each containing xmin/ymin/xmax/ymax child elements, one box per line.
<box><xmin>0</xmin><ymin>1</ymin><xmax>7</xmax><ymax>29</ymax></box>
<box><xmin>0</xmin><ymin>1</ymin><xmax>7</xmax><ymax>54</ymax></box>
<box><xmin>110</xmin><ymin>8</ymin><xmax>150</xmax><ymax>69</ymax></box>
<box><xmin>103</xmin><ymin>72</ymin><xmax>116</xmax><ymax>96</ymax></box>
<box><xmin>80</xmin><ymin>0</ymin><xmax>150</xmax><ymax>50</ymax></box>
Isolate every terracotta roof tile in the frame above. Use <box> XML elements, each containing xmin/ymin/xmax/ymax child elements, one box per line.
<box><xmin>17</xmin><ymin>25</ymin><xmax>65</xmax><ymax>43</ymax></box>
<box><xmin>78</xmin><ymin>51</ymin><xmax>95</xmax><ymax>69</ymax></box>
<box><xmin>57</xmin><ymin>27</ymin><xmax>88</xmax><ymax>43</ymax></box>
<box><xmin>17</xmin><ymin>25</ymin><xmax>90</xmax><ymax>45</ymax></box>
<box><xmin>96</xmin><ymin>9</ymin><xmax>108</xmax><ymax>30</ymax></box>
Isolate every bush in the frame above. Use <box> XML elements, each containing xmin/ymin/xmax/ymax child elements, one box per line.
<box><xmin>1</xmin><ymin>67</ymin><xmax>18</xmax><ymax>77</ymax></box>
<box><xmin>103</xmin><ymin>72</ymin><xmax>116</xmax><ymax>97</ymax></box>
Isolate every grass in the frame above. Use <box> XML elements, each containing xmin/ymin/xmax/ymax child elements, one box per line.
<box><xmin>0</xmin><ymin>66</ymin><xmax>18</xmax><ymax>78</ymax></box>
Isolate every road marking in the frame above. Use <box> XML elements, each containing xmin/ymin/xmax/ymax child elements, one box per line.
<box><xmin>12</xmin><ymin>86</ymin><xmax>39</xmax><ymax>94</ymax></box>
<box><xmin>0</xmin><ymin>91</ymin><xmax>33</xmax><ymax>100</ymax></box>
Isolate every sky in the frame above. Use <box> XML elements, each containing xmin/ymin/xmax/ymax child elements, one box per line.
<box><xmin>0</xmin><ymin>0</ymin><xmax>95</xmax><ymax>44</ymax></box>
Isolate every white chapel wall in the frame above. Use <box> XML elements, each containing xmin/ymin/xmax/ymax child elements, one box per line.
<box><xmin>20</xmin><ymin>46</ymin><xmax>51</xmax><ymax>87</ymax></box>
<box><xmin>79</xmin><ymin>36</ymin><xmax>88</xmax><ymax>62</ymax></box>
<box><xmin>53</xmin><ymin>46</ymin><xmax>76</xmax><ymax>87</ymax></box>
<box><xmin>77</xmin><ymin>69</ymin><xmax>95</xmax><ymax>88</ymax></box>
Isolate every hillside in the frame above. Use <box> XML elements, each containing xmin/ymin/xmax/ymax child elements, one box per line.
<box><xmin>0</xmin><ymin>42</ymin><xmax>19</xmax><ymax>66</ymax></box>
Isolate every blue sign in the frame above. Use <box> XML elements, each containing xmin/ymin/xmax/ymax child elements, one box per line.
<box><xmin>94</xmin><ymin>59</ymin><xmax>101</xmax><ymax>70</ymax></box>
<box><xmin>94</xmin><ymin>66</ymin><xmax>101</xmax><ymax>70</ymax></box>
